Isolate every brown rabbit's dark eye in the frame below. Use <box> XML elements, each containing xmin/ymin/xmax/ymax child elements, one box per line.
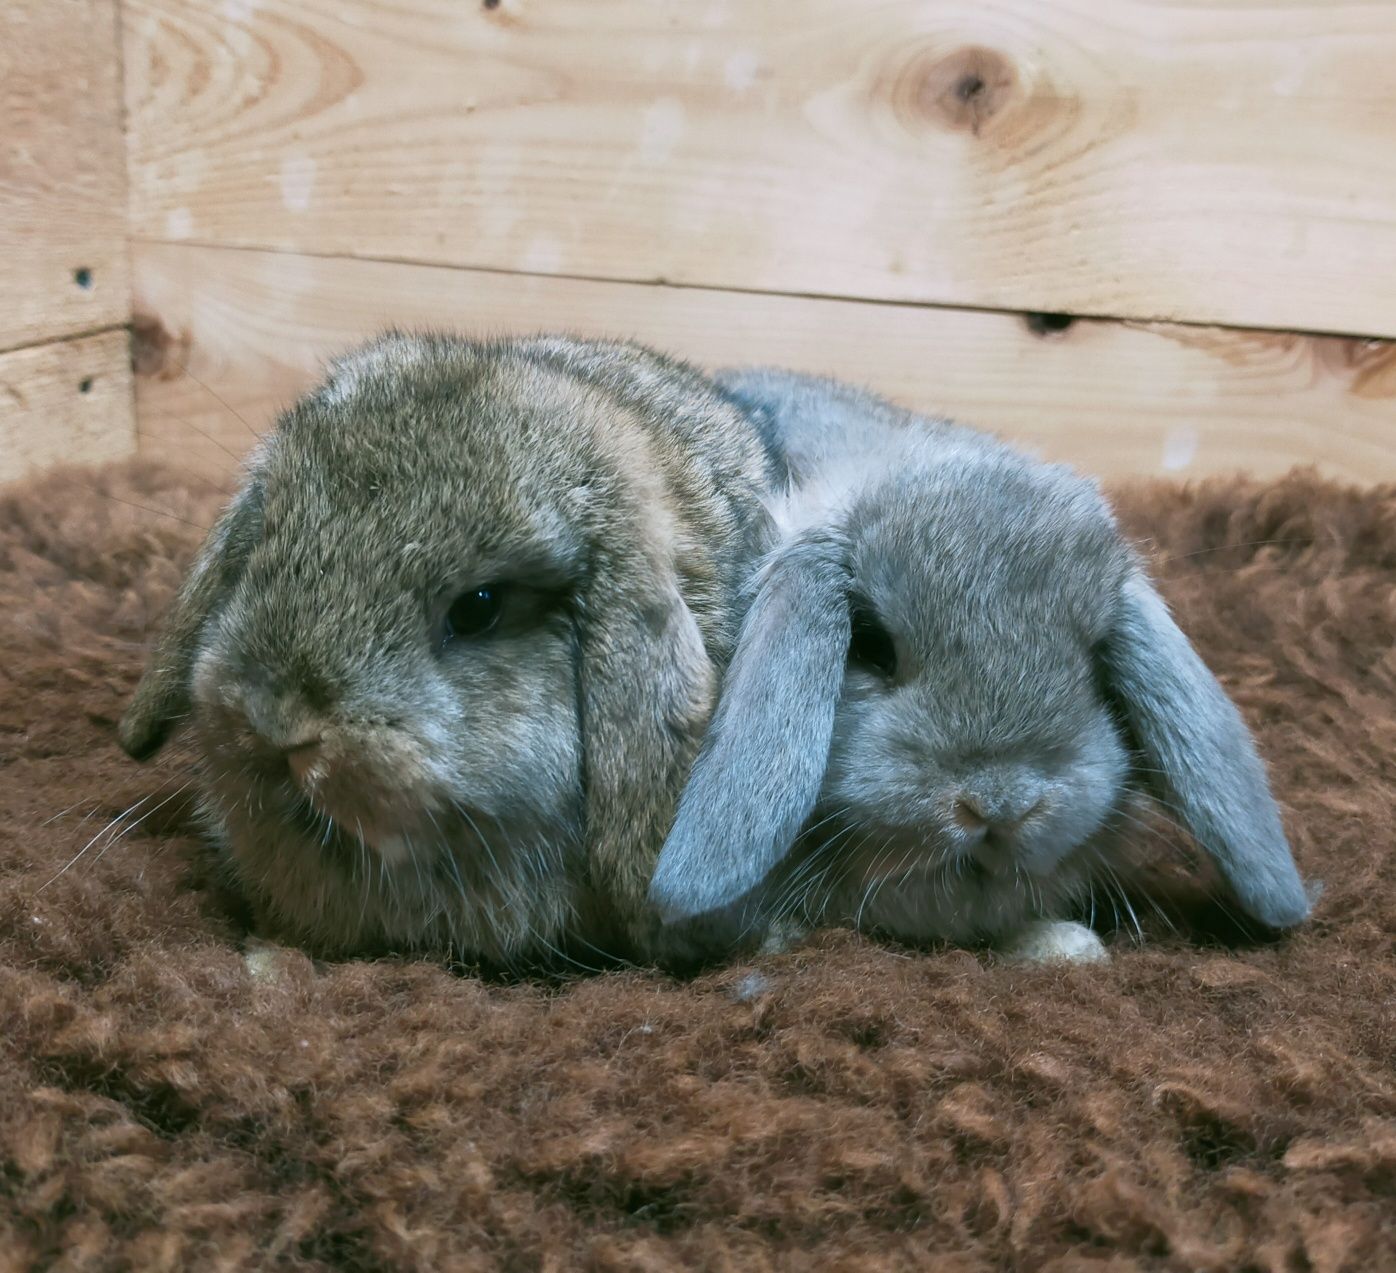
<box><xmin>849</xmin><ymin>605</ymin><xmax>897</xmax><ymax>679</ymax></box>
<box><xmin>445</xmin><ymin>586</ymin><xmax>503</xmax><ymax>641</ymax></box>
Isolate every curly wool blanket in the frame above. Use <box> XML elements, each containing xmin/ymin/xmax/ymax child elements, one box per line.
<box><xmin>1</xmin><ymin>463</ymin><xmax>1392</xmax><ymax>1272</ymax></box>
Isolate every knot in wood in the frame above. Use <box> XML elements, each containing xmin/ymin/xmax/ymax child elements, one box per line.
<box><xmin>906</xmin><ymin>45</ymin><xmax>1019</xmax><ymax>137</ymax></box>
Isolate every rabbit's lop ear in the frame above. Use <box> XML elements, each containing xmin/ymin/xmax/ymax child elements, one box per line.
<box><xmin>1100</xmin><ymin>572</ymin><xmax>1310</xmax><ymax>928</ymax></box>
<box><xmin>572</xmin><ymin>535</ymin><xmax>728</xmax><ymax>943</ymax></box>
<box><xmin>648</xmin><ymin>531</ymin><xmax>850</xmax><ymax>923</ymax></box>
<box><xmin>118</xmin><ymin>486</ymin><xmax>261</xmax><ymax>761</ymax></box>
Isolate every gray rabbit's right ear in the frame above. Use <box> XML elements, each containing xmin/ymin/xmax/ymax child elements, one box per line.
<box><xmin>647</xmin><ymin>530</ymin><xmax>850</xmax><ymax>923</ymax></box>
<box><xmin>1100</xmin><ymin>571</ymin><xmax>1311</xmax><ymax>928</ymax></box>
<box><xmin>118</xmin><ymin>485</ymin><xmax>261</xmax><ymax>761</ymax></box>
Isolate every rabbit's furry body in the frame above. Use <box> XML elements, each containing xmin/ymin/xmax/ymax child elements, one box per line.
<box><xmin>651</xmin><ymin>371</ymin><xmax>1311</xmax><ymax>957</ymax></box>
<box><xmin>120</xmin><ymin>333</ymin><xmax>778</xmax><ymax>968</ymax></box>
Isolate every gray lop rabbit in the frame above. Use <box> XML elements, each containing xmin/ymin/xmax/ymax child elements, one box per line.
<box><xmin>650</xmin><ymin>370</ymin><xmax>1312</xmax><ymax>962</ymax></box>
<box><xmin>119</xmin><ymin>332</ymin><xmax>779</xmax><ymax>970</ymax></box>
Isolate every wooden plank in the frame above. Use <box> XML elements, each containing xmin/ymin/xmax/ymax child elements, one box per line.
<box><xmin>1</xmin><ymin>0</ymin><xmax>129</xmax><ymax>352</ymax></box>
<box><xmin>123</xmin><ymin>0</ymin><xmax>1396</xmax><ymax>339</ymax></box>
<box><xmin>0</xmin><ymin>331</ymin><xmax>136</xmax><ymax>482</ymax></box>
<box><xmin>132</xmin><ymin>241</ymin><xmax>1396</xmax><ymax>486</ymax></box>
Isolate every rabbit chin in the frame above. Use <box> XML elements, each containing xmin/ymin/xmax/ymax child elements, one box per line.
<box><xmin>194</xmin><ymin>764</ymin><xmax>585</xmax><ymax>964</ymax></box>
<box><xmin>827</xmin><ymin>845</ymin><xmax>1095</xmax><ymax>947</ymax></box>
<box><xmin>289</xmin><ymin>768</ymin><xmax>434</xmax><ymax>869</ymax></box>
<box><xmin>811</xmin><ymin>818</ymin><xmax>1104</xmax><ymax>948</ymax></box>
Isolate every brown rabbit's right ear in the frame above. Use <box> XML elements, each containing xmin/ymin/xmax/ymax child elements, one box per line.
<box><xmin>118</xmin><ymin>486</ymin><xmax>261</xmax><ymax>761</ymax></box>
<box><xmin>647</xmin><ymin>531</ymin><xmax>850</xmax><ymax>923</ymax></box>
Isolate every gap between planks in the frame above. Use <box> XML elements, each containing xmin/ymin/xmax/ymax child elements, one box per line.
<box><xmin>130</xmin><ymin>239</ymin><xmax>1396</xmax><ymax>485</ymax></box>
<box><xmin>0</xmin><ymin>321</ymin><xmax>134</xmax><ymax>360</ymax></box>
<box><xmin>126</xmin><ymin>236</ymin><xmax>1396</xmax><ymax>349</ymax></box>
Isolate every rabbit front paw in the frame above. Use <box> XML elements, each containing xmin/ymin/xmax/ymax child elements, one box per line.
<box><xmin>1001</xmin><ymin>919</ymin><xmax>1109</xmax><ymax>965</ymax></box>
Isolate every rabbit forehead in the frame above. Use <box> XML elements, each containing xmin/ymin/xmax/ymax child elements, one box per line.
<box><xmin>850</xmin><ymin>456</ymin><xmax>1131</xmax><ymax>646</ymax></box>
<box><xmin>255</xmin><ymin>363</ymin><xmax>602</xmax><ymax>577</ymax></box>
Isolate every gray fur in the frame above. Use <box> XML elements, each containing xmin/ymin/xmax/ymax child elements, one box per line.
<box><xmin>650</xmin><ymin>369</ymin><xmax>1311</xmax><ymax>947</ymax></box>
<box><xmin>1103</xmin><ymin>577</ymin><xmax>1312</xmax><ymax>928</ymax></box>
<box><xmin>648</xmin><ymin>529</ymin><xmax>851</xmax><ymax>922</ymax></box>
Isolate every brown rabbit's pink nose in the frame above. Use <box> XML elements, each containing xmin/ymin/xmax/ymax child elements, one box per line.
<box><xmin>284</xmin><ymin>739</ymin><xmax>325</xmax><ymax>786</ymax></box>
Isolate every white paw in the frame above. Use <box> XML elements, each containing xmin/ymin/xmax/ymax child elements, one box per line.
<box><xmin>728</xmin><ymin>971</ymin><xmax>773</xmax><ymax>1002</ymax></box>
<box><xmin>757</xmin><ymin>917</ymin><xmax>807</xmax><ymax>956</ymax></box>
<box><xmin>243</xmin><ymin>937</ymin><xmax>297</xmax><ymax>983</ymax></box>
<box><xmin>1002</xmin><ymin>920</ymin><xmax>1109</xmax><ymax>966</ymax></box>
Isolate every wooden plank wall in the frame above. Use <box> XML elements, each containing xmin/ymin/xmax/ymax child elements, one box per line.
<box><xmin>0</xmin><ymin>0</ymin><xmax>135</xmax><ymax>482</ymax></box>
<box><xmin>120</xmin><ymin>0</ymin><xmax>1396</xmax><ymax>481</ymax></box>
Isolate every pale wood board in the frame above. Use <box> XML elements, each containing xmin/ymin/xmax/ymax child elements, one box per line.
<box><xmin>0</xmin><ymin>331</ymin><xmax>137</xmax><ymax>483</ymax></box>
<box><xmin>1</xmin><ymin>0</ymin><xmax>130</xmax><ymax>352</ymax></box>
<box><xmin>132</xmin><ymin>242</ymin><xmax>1396</xmax><ymax>486</ymax></box>
<box><xmin>123</xmin><ymin>0</ymin><xmax>1396</xmax><ymax>339</ymax></box>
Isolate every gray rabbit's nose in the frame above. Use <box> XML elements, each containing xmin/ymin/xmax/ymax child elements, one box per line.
<box><xmin>952</xmin><ymin>799</ymin><xmax>989</xmax><ymax>832</ymax></box>
<box><xmin>952</xmin><ymin>789</ymin><xmax>1044</xmax><ymax>835</ymax></box>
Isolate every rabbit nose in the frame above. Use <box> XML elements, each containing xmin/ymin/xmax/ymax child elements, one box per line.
<box><xmin>953</xmin><ymin>798</ymin><xmax>989</xmax><ymax>832</ymax></box>
<box><xmin>284</xmin><ymin>738</ymin><xmax>326</xmax><ymax>785</ymax></box>
<box><xmin>239</xmin><ymin>685</ymin><xmax>327</xmax><ymax>773</ymax></box>
<box><xmin>953</xmin><ymin>793</ymin><xmax>1043</xmax><ymax>834</ymax></box>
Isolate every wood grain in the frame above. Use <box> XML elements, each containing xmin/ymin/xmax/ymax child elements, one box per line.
<box><xmin>132</xmin><ymin>242</ymin><xmax>1396</xmax><ymax>486</ymax></box>
<box><xmin>122</xmin><ymin>0</ymin><xmax>1396</xmax><ymax>339</ymax></box>
<box><xmin>0</xmin><ymin>331</ymin><xmax>136</xmax><ymax>483</ymax></box>
<box><xmin>1</xmin><ymin>0</ymin><xmax>129</xmax><ymax>352</ymax></box>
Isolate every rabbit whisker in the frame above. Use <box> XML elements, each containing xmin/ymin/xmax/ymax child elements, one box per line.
<box><xmin>425</xmin><ymin>807</ymin><xmax>474</xmax><ymax>925</ymax></box>
<box><xmin>79</xmin><ymin>485</ymin><xmax>212</xmax><ymax>531</ymax></box>
<box><xmin>91</xmin><ymin>781</ymin><xmax>194</xmax><ymax>869</ymax></box>
<box><xmin>1165</xmin><ymin>536</ymin><xmax>1311</xmax><ymax>563</ymax></box>
<box><xmin>799</xmin><ymin>803</ymin><xmax>857</xmax><ymax>843</ymax></box>
<box><xmin>357</xmin><ymin>836</ymin><xmax>374</xmax><ymax>933</ymax></box>
<box><xmin>171</xmin><ymin>354</ymin><xmax>267</xmax><ymax>446</ymax></box>
<box><xmin>532</xmin><ymin>931</ymin><xmax>610</xmax><ymax>976</ymax></box>
<box><xmin>850</xmin><ymin>827</ymin><xmax>893</xmax><ymax>930</ymax></box>
<box><xmin>41</xmin><ymin>799</ymin><xmax>92</xmax><ymax>828</ymax></box>
<box><xmin>1109</xmin><ymin>798</ymin><xmax>1248</xmax><ymax>937</ymax></box>
<box><xmin>771</xmin><ymin>821</ymin><xmax>860</xmax><ymax>923</ymax></box>
<box><xmin>486</xmin><ymin>811</ymin><xmax>548</xmax><ymax>895</ymax></box>
<box><xmin>438</xmin><ymin>844</ymin><xmax>471</xmax><ymax>916</ymax></box>
<box><xmin>146</xmin><ymin>405</ymin><xmax>247</xmax><ymax>466</ymax></box>
<box><xmin>780</xmin><ymin>844</ymin><xmax>844</xmax><ymax>931</ymax></box>
<box><xmin>40</xmin><ymin>787</ymin><xmax>160</xmax><ymax>890</ymax></box>
<box><xmin>452</xmin><ymin>802</ymin><xmax>514</xmax><ymax>912</ymax></box>
<box><xmin>865</xmin><ymin>834</ymin><xmax>918</xmax><ymax>922</ymax></box>
<box><xmin>775</xmin><ymin>841</ymin><xmax>839</xmax><ymax>911</ymax></box>
<box><xmin>1096</xmin><ymin>860</ymin><xmax>1144</xmax><ymax>945</ymax></box>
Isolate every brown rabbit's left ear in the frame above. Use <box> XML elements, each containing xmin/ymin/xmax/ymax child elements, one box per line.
<box><xmin>119</xmin><ymin>487</ymin><xmax>261</xmax><ymax>761</ymax></box>
<box><xmin>572</xmin><ymin>535</ymin><xmax>717</xmax><ymax>950</ymax></box>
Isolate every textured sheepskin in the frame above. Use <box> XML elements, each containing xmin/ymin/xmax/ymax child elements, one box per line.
<box><xmin>1</xmin><ymin>462</ymin><xmax>1393</xmax><ymax>1271</ymax></box>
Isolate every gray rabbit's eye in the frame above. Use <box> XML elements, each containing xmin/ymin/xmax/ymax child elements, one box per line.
<box><xmin>445</xmin><ymin>586</ymin><xmax>504</xmax><ymax>641</ymax></box>
<box><xmin>849</xmin><ymin>604</ymin><xmax>897</xmax><ymax>680</ymax></box>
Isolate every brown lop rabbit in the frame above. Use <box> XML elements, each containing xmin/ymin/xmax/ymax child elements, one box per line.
<box><xmin>119</xmin><ymin>332</ymin><xmax>780</xmax><ymax>971</ymax></box>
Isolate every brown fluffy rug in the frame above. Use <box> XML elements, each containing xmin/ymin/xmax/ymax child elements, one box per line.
<box><xmin>1</xmin><ymin>462</ymin><xmax>1393</xmax><ymax>1272</ymax></box>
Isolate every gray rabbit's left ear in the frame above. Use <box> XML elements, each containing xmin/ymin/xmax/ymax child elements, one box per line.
<box><xmin>1100</xmin><ymin>572</ymin><xmax>1311</xmax><ymax>928</ymax></box>
<box><xmin>647</xmin><ymin>530</ymin><xmax>851</xmax><ymax>924</ymax></box>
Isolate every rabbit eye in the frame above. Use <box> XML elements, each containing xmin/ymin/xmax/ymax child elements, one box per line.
<box><xmin>445</xmin><ymin>586</ymin><xmax>504</xmax><ymax>641</ymax></box>
<box><xmin>849</xmin><ymin>605</ymin><xmax>897</xmax><ymax>679</ymax></box>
